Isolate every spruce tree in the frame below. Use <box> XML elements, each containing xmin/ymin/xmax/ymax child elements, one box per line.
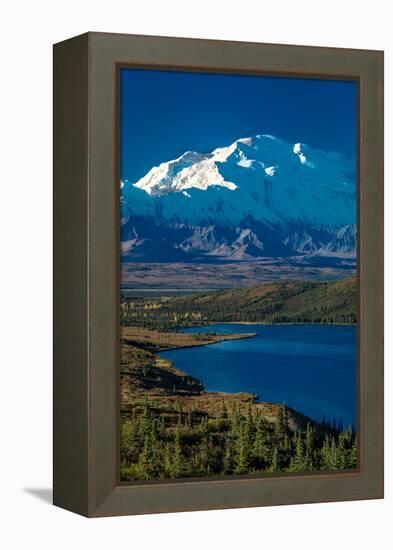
<box><xmin>163</xmin><ymin>442</ymin><xmax>172</xmax><ymax>477</ymax></box>
<box><xmin>222</xmin><ymin>437</ymin><xmax>234</xmax><ymax>474</ymax></box>
<box><xmin>289</xmin><ymin>431</ymin><xmax>306</xmax><ymax>472</ymax></box>
<box><xmin>253</xmin><ymin>414</ymin><xmax>268</xmax><ymax>469</ymax></box>
<box><xmin>269</xmin><ymin>446</ymin><xmax>280</xmax><ymax>472</ymax></box>
<box><xmin>245</xmin><ymin>404</ymin><xmax>254</xmax><ymax>442</ymax></box>
<box><xmin>337</xmin><ymin>431</ymin><xmax>348</xmax><ymax>469</ymax></box>
<box><xmin>141</xmin><ymin>395</ymin><xmax>153</xmax><ymax>441</ymax></box>
<box><xmin>172</xmin><ymin>427</ymin><xmax>184</xmax><ymax>478</ymax></box>
<box><xmin>175</xmin><ymin>399</ymin><xmax>183</xmax><ymax>426</ymax></box>
<box><xmin>230</xmin><ymin>402</ymin><xmax>241</xmax><ymax>437</ymax></box>
<box><xmin>304</xmin><ymin>423</ymin><xmax>315</xmax><ymax>468</ymax></box>
<box><xmin>348</xmin><ymin>435</ymin><xmax>358</xmax><ymax>468</ymax></box>
<box><xmin>235</xmin><ymin>423</ymin><xmax>250</xmax><ymax>474</ymax></box>
<box><xmin>137</xmin><ymin>431</ymin><xmax>155</xmax><ymax>480</ymax></box>
<box><xmin>329</xmin><ymin>437</ymin><xmax>338</xmax><ymax>470</ymax></box>
<box><xmin>321</xmin><ymin>435</ymin><xmax>331</xmax><ymax>470</ymax></box>
<box><xmin>275</xmin><ymin>404</ymin><xmax>289</xmax><ymax>444</ymax></box>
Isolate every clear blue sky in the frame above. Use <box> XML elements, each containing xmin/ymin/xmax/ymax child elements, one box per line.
<box><xmin>120</xmin><ymin>68</ymin><xmax>357</xmax><ymax>182</ymax></box>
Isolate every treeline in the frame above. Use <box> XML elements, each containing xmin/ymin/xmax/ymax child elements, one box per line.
<box><xmin>121</xmin><ymin>277</ymin><xmax>357</xmax><ymax>331</ymax></box>
<box><xmin>120</xmin><ymin>398</ymin><xmax>357</xmax><ymax>481</ymax></box>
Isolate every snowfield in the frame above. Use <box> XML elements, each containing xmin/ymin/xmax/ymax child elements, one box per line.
<box><xmin>120</xmin><ymin>134</ymin><xmax>356</xmax><ymax>262</ymax></box>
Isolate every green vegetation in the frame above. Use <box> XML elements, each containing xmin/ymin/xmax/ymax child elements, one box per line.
<box><xmin>120</xmin><ymin>276</ymin><xmax>358</xmax><ymax>480</ymax></box>
<box><xmin>121</xmin><ymin>276</ymin><xmax>356</xmax><ymax>331</ymax></box>
<box><xmin>120</xmin><ymin>399</ymin><xmax>357</xmax><ymax>481</ymax></box>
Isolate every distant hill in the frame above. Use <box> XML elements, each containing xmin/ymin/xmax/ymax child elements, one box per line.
<box><xmin>121</xmin><ymin>276</ymin><xmax>357</xmax><ymax>329</ymax></box>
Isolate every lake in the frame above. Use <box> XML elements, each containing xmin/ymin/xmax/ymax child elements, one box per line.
<box><xmin>160</xmin><ymin>324</ymin><xmax>357</xmax><ymax>427</ymax></box>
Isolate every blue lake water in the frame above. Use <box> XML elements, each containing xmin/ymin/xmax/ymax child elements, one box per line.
<box><xmin>160</xmin><ymin>324</ymin><xmax>357</xmax><ymax>427</ymax></box>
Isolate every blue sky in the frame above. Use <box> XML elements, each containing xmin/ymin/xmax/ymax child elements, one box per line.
<box><xmin>120</xmin><ymin>68</ymin><xmax>357</xmax><ymax>183</ymax></box>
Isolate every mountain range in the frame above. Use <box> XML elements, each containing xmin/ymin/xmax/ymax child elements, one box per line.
<box><xmin>120</xmin><ymin>134</ymin><xmax>356</xmax><ymax>262</ymax></box>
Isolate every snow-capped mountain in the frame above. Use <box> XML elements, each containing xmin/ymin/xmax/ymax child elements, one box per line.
<box><xmin>120</xmin><ymin>134</ymin><xmax>356</xmax><ymax>262</ymax></box>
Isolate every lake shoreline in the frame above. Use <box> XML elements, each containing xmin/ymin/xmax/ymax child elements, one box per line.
<box><xmin>154</xmin><ymin>331</ymin><xmax>257</xmax><ymax>352</ymax></box>
<box><xmin>210</xmin><ymin>321</ymin><xmax>356</xmax><ymax>327</ymax></box>
<box><xmin>171</xmin><ymin>321</ymin><xmax>356</xmax><ymax>331</ymax></box>
<box><xmin>161</xmin><ymin>323</ymin><xmax>357</xmax><ymax>428</ymax></box>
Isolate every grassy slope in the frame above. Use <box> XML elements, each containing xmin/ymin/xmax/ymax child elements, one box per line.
<box><xmin>168</xmin><ymin>275</ymin><xmax>357</xmax><ymax>325</ymax></box>
<box><xmin>120</xmin><ymin>333</ymin><xmax>318</xmax><ymax>433</ymax></box>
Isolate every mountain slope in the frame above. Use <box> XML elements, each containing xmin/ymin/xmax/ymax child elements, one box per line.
<box><xmin>171</xmin><ymin>275</ymin><xmax>356</xmax><ymax>324</ymax></box>
<box><xmin>121</xmin><ymin>276</ymin><xmax>357</xmax><ymax>328</ymax></box>
<box><xmin>120</xmin><ymin>134</ymin><xmax>356</xmax><ymax>262</ymax></box>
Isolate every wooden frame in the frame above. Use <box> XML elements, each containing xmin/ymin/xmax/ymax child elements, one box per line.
<box><xmin>53</xmin><ymin>32</ymin><xmax>383</xmax><ymax>517</ymax></box>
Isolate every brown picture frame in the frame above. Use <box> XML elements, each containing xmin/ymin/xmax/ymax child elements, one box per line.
<box><xmin>53</xmin><ymin>32</ymin><xmax>383</xmax><ymax>517</ymax></box>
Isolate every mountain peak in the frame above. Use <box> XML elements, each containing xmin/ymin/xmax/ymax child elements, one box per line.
<box><xmin>132</xmin><ymin>134</ymin><xmax>289</xmax><ymax>196</ymax></box>
<box><xmin>122</xmin><ymin>133</ymin><xmax>355</xmax><ymax>232</ymax></box>
<box><xmin>120</xmin><ymin>132</ymin><xmax>356</xmax><ymax>263</ymax></box>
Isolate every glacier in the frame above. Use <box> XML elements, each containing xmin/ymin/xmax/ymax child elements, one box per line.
<box><xmin>120</xmin><ymin>134</ymin><xmax>356</xmax><ymax>262</ymax></box>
